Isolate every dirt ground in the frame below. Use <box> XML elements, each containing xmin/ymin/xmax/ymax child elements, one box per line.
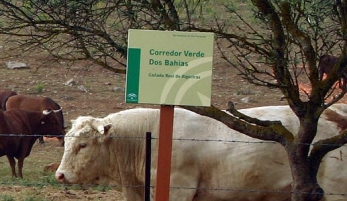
<box><xmin>0</xmin><ymin>50</ymin><xmax>287</xmax><ymax>201</ymax></box>
<box><xmin>0</xmin><ymin>43</ymin><xmax>346</xmax><ymax>200</ymax></box>
<box><xmin>0</xmin><ymin>53</ymin><xmax>289</xmax><ymax>122</ymax></box>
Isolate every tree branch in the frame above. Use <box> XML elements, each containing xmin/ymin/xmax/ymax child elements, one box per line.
<box><xmin>181</xmin><ymin>103</ymin><xmax>294</xmax><ymax>146</ymax></box>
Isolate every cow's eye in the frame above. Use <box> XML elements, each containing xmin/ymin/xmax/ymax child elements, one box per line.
<box><xmin>79</xmin><ymin>143</ymin><xmax>87</xmax><ymax>148</ymax></box>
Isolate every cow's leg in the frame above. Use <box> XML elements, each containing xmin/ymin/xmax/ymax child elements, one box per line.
<box><xmin>343</xmin><ymin>77</ymin><xmax>347</xmax><ymax>89</ymax></box>
<box><xmin>58</xmin><ymin>137</ymin><xmax>64</xmax><ymax>146</ymax></box>
<box><xmin>168</xmin><ymin>159</ymin><xmax>200</xmax><ymax>201</ymax></box>
<box><xmin>6</xmin><ymin>155</ymin><xmax>17</xmax><ymax>177</ymax></box>
<box><xmin>319</xmin><ymin>71</ymin><xmax>324</xmax><ymax>81</ymax></box>
<box><xmin>169</xmin><ymin>171</ymin><xmax>200</xmax><ymax>201</ymax></box>
<box><xmin>17</xmin><ymin>158</ymin><xmax>24</xmax><ymax>178</ymax></box>
<box><xmin>122</xmin><ymin>188</ymin><xmax>143</xmax><ymax>201</ymax></box>
<box><xmin>38</xmin><ymin>136</ymin><xmax>45</xmax><ymax>144</ymax></box>
<box><xmin>337</xmin><ymin>78</ymin><xmax>347</xmax><ymax>89</ymax></box>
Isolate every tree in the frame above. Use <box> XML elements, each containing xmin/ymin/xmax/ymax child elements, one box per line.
<box><xmin>1</xmin><ymin>0</ymin><xmax>347</xmax><ymax>200</ymax></box>
<box><xmin>185</xmin><ymin>1</ymin><xmax>347</xmax><ymax>200</ymax></box>
<box><xmin>0</xmin><ymin>0</ymin><xmax>190</xmax><ymax>72</ymax></box>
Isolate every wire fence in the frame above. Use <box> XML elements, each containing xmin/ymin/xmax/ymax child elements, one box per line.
<box><xmin>0</xmin><ymin>181</ymin><xmax>346</xmax><ymax>196</ymax></box>
<box><xmin>0</xmin><ymin>133</ymin><xmax>346</xmax><ymax>200</ymax></box>
<box><xmin>1</xmin><ymin>133</ymin><xmax>347</xmax><ymax>147</ymax></box>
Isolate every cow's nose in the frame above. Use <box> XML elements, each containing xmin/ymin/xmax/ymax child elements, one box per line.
<box><xmin>55</xmin><ymin>172</ymin><xmax>65</xmax><ymax>183</ymax></box>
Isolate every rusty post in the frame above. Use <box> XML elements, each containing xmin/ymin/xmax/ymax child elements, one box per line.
<box><xmin>155</xmin><ymin>105</ymin><xmax>174</xmax><ymax>201</ymax></box>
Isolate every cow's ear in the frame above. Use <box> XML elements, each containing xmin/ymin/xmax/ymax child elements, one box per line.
<box><xmin>97</xmin><ymin>124</ymin><xmax>113</xmax><ymax>135</ymax></box>
<box><xmin>103</xmin><ymin>124</ymin><xmax>112</xmax><ymax>134</ymax></box>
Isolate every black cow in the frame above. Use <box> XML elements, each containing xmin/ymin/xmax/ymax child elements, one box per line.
<box><xmin>0</xmin><ymin>108</ymin><xmax>65</xmax><ymax>178</ymax></box>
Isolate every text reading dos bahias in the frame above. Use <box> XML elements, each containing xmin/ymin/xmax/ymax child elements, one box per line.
<box><xmin>148</xmin><ymin>49</ymin><xmax>205</xmax><ymax>66</ymax></box>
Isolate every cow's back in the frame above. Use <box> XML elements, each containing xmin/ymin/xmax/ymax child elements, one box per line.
<box><xmin>6</xmin><ymin>95</ymin><xmax>60</xmax><ymax>111</ymax></box>
<box><xmin>171</xmin><ymin>108</ymin><xmax>291</xmax><ymax>200</ymax></box>
<box><xmin>172</xmin><ymin>106</ymin><xmax>347</xmax><ymax>200</ymax></box>
<box><xmin>0</xmin><ymin>90</ymin><xmax>17</xmax><ymax>110</ymax></box>
<box><xmin>106</xmin><ymin>108</ymin><xmax>291</xmax><ymax>200</ymax></box>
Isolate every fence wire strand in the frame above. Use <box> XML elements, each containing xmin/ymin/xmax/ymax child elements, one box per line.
<box><xmin>0</xmin><ymin>181</ymin><xmax>346</xmax><ymax>198</ymax></box>
<box><xmin>0</xmin><ymin>133</ymin><xmax>346</xmax><ymax>147</ymax></box>
<box><xmin>0</xmin><ymin>133</ymin><xmax>347</xmax><ymax>198</ymax></box>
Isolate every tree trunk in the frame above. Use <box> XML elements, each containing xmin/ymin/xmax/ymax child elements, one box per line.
<box><xmin>286</xmin><ymin>118</ymin><xmax>324</xmax><ymax>201</ymax></box>
<box><xmin>286</xmin><ymin>144</ymin><xmax>324</xmax><ymax>201</ymax></box>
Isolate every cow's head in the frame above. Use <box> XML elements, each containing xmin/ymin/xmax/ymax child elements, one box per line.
<box><xmin>36</xmin><ymin>108</ymin><xmax>65</xmax><ymax>138</ymax></box>
<box><xmin>55</xmin><ymin>116</ymin><xmax>113</xmax><ymax>185</ymax></box>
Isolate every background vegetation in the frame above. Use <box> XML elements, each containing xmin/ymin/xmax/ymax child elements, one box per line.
<box><xmin>1</xmin><ymin>0</ymin><xmax>347</xmax><ymax>201</ymax></box>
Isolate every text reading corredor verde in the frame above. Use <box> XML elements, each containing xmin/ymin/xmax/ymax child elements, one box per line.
<box><xmin>148</xmin><ymin>49</ymin><xmax>205</xmax><ymax>67</ymax></box>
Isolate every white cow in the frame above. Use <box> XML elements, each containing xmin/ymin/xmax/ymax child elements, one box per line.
<box><xmin>55</xmin><ymin>105</ymin><xmax>347</xmax><ymax>201</ymax></box>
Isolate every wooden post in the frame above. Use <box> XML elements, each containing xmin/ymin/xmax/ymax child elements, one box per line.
<box><xmin>155</xmin><ymin>105</ymin><xmax>175</xmax><ymax>201</ymax></box>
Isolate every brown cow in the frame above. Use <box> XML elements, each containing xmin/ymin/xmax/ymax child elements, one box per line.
<box><xmin>0</xmin><ymin>90</ymin><xmax>17</xmax><ymax>111</ymax></box>
<box><xmin>6</xmin><ymin>95</ymin><xmax>66</xmax><ymax>145</ymax></box>
<box><xmin>0</xmin><ymin>108</ymin><xmax>64</xmax><ymax>178</ymax></box>
<box><xmin>318</xmin><ymin>54</ymin><xmax>347</xmax><ymax>89</ymax></box>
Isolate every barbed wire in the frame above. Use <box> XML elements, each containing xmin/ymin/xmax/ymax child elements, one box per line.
<box><xmin>0</xmin><ymin>134</ymin><xmax>347</xmax><ymax>199</ymax></box>
<box><xmin>0</xmin><ymin>133</ymin><xmax>346</xmax><ymax>147</ymax></box>
<box><xmin>0</xmin><ymin>181</ymin><xmax>346</xmax><ymax>198</ymax></box>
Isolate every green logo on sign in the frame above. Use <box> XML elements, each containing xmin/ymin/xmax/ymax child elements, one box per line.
<box><xmin>126</xmin><ymin>93</ymin><xmax>138</xmax><ymax>103</ymax></box>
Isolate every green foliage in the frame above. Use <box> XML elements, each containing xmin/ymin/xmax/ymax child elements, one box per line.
<box><xmin>94</xmin><ymin>185</ymin><xmax>111</xmax><ymax>192</ymax></box>
<box><xmin>0</xmin><ymin>194</ymin><xmax>15</xmax><ymax>201</ymax></box>
<box><xmin>34</xmin><ymin>83</ymin><xmax>44</xmax><ymax>93</ymax></box>
<box><xmin>0</xmin><ymin>187</ymin><xmax>48</xmax><ymax>201</ymax></box>
<box><xmin>23</xmin><ymin>196</ymin><xmax>48</xmax><ymax>201</ymax></box>
<box><xmin>41</xmin><ymin>174</ymin><xmax>59</xmax><ymax>186</ymax></box>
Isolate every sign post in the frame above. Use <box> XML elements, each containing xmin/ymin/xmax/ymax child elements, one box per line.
<box><xmin>155</xmin><ymin>105</ymin><xmax>174</xmax><ymax>200</ymax></box>
<box><xmin>126</xmin><ymin>29</ymin><xmax>214</xmax><ymax>200</ymax></box>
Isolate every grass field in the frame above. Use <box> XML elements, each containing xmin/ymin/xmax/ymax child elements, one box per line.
<box><xmin>0</xmin><ymin>139</ymin><xmax>63</xmax><ymax>201</ymax></box>
<box><xmin>0</xmin><ymin>138</ymin><xmax>125</xmax><ymax>201</ymax></box>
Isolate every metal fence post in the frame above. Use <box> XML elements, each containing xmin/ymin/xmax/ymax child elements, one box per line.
<box><xmin>145</xmin><ymin>132</ymin><xmax>152</xmax><ymax>201</ymax></box>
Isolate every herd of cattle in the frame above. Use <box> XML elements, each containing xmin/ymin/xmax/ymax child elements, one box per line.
<box><xmin>0</xmin><ymin>90</ymin><xmax>65</xmax><ymax>178</ymax></box>
<box><xmin>1</xmin><ymin>54</ymin><xmax>347</xmax><ymax>201</ymax></box>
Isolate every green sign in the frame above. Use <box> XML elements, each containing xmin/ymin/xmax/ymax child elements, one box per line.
<box><xmin>126</xmin><ymin>29</ymin><xmax>214</xmax><ymax>106</ymax></box>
